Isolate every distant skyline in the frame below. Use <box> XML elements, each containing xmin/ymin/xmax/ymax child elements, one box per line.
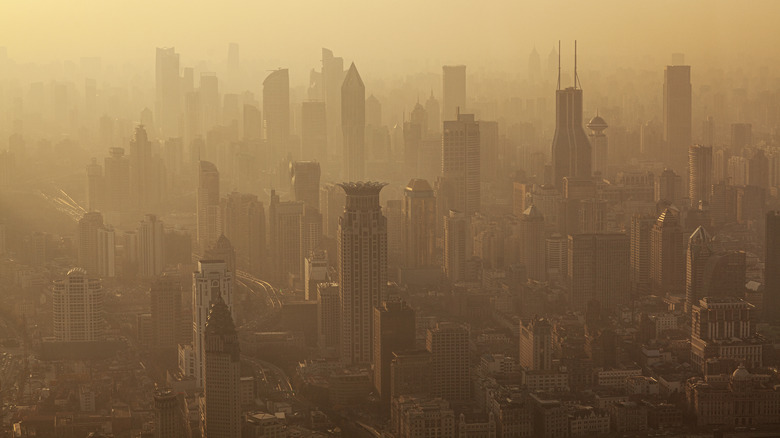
<box><xmin>3</xmin><ymin>0</ymin><xmax>779</xmax><ymax>83</ymax></box>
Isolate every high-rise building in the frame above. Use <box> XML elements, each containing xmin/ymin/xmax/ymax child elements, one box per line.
<box><xmin>442</xmin><ymin>65</ymin><xmax>466</xmax><ymax>121</ymax></box>
<box><xmin>53</xmin><ymin>268</ymin><xmax>104</xmax><ymax>342</ymax></box>
<box><xmin>426</xmin><ymin>322</ymin><xmax>470</xmax><ymax>402</ymax></box>
<box><xmin>663</xmin><ymin>65</ymin><xmax>692</xmax><ymax>168</ymax></box>
<box><xmin>441</xmin><ymin>113</ymin><xmax>480</xmax><ymax>217</ymax></box>
<box><xmin>154</xmin><ymin>389</ymin><xmax>189</xmax><ymax>438</ymax></box>
<box><xmin>156</xmin><ymin>47</ymin><xmax>181</xmax><ymax>139</ymax></box>
<box><xmin>630</xmin><ymin>214</ymin><xmax>655</xmax><ymax>294</ymax></box>
<box><xmin>654</xmin><ymin>169</ymin><xmax>683</xmax><ymax>205</ymax></box>
<box><xmin>338</xmin><ymin>182</ymin><xmax>388</xmax><ymax>365</ymax></box>
<box><xmin>263</xmin><ymin>69</ymin><xmax>290</xmax><ymax>163</ymax></box>
<box><xmin>304</xmin><ymin>250</ymin><xmax>328</xmax><ymax>301</ymax></box>
<box><xmin>191</xmin><ymin>260</ymin><xmax>234</xmax><ymax>387</ymax></box>
<box><xmin>138</xmin><ymin>214</ymin><xmax>165</xmax><ymax>277</ymax></box>
<box><xmin>103</xmin><ymin>147</ymin><xmax>131</xmax><ymax>214</ymax></box>
<box><xmin>425</xmin><ymin>91</ymin><xmax>441</xmax><ymax>135</ymax></box>
<box><xmin>689</xmin><ymin>144</ymin><xmax>713</xmax><ymax>207</ymax></box>
<box><xmin>316</xmin><ymin>282</ymin><xmax>340</xmax><ymax>351</ymax></box>
<box><xmin>518</xmin><ymin>317</ymin><xmax>552</xmax><ymax>371</ymax></box>
<box><xmin>220</xmin><ymin>192</ymin><xmax>265</xmax><ymax>276</ymax></box>
<box><xmin>690</xmin><ymin>297</ymin><xmax>761</xmax><ymax>371</ymax></box>
<box><xmin>518</xmin><ymin>205</ymin><xmax>546</xmax><ymax>281</ymax></box>
<box><xmin>551</xmin><ymin>52</ymin><xmax>592</xmax><ymax>190</ymax></box>
<box><xmin>443</xmin><ymin>210</ymin><xmax>468</xmax><ymax>284</ymax></box>
<box><xmin>129</xmin><ymin>125</ymin><xmax>160</xmax><ymax>211</ymax></box>
<box><xmin>199</xmin><ymin>73</ymin><xmax>220</xmax><ymax>134</ymax></box>
<box><xmin>301</xmin><ymin>101</ymin><xmax>327</xmax><ymax>163</ymax></box>
<box><xmin>731</xmin><ymin>123</ymin><xmax>752</xmax><ymax>149</ymax></box>
<box><xmin>478</xmin><ymin>120</ymin><xmax>499</xmax><ymax>188</ymax></box>
<box><xmin>151</xmin><ymin>273</ymin><xmax>182</xmax><ymax>352</ymax></box>
<box><xmin>243</xmin><ymin>104</ymin><xmax>262</xmax><ymax>141</ymax></box>
<box><xmin>650</xmin><ymin>208</ymin><xmax>685</xmax><ymax>295</ymax></box>
<box><xmin>386</xmin><ymin>200</ymin><xmax>403</xmax><ymax>272</ymax></box>
<box><xmin>390</xmin><ymin>350</ymin><xmax>432</xmax><ymax>401</ymax></box>
<box><xmin>373</xmin><ymin>300</ymin><xmax>416</xmax><ymax>404</ymax></box>
<box><xmin>290</xmin><ymin>161</ymin><xmax>321</xmax><ymax>212</ymax></box>
<box><xmin>269</xmin><ymin>192</ymin><xmax>304</xmax><ymax>282</ymax></box>
<box><xmin>199</xmin><ymin>298</ymin><xmax>241</xmax><ymax>438</ymax></box>
<box><xmin>402</xmin><ymin>179</ymin><xmax>436</xmax><ymax>269</ymax></box>
<box><xmin>96</xmin><ymin>226</ymin><xmax>115</xmax><ymax>278</ymax></box>
<box><xmin>403</xmin><ymin>115</ymin><xmax>423</xmax><ymax>178</ymax></box>
<box><xmin>587</xmin><ymin>115</ymin><xmax>608</xmax><ymax>176</ymax></box>
<box><xmin>86</xmin><ymin>158</ymin><xmax>104</xmax><ymax>212</ymax></box>
<box><xmin>568</xmin><ymin>233</ymin><xmax>631</xmax><ymax>314</ymax></box>
<box><xmin>197</xmin><ymin>161</ymin><xmax>220</xmax><ymax>254</ymax></box>
<box><xmin>78</xmin><ymin>211</ymin><xmax>104</xmax><ymax>275</ymax></box>
<box><xmin>765</xmin><ymin>211</ymin><xmax>780</xmax><ymax>320</ymax></box>
<box><xmin>342</xmin><ymin>63</ymin><xmax>365</xmax><ymax>181</ymax></box>
<box><xmin>322</xmin><ymin>48</ymin><xmax>345</xmax><ymax>153</ymax></box>
<box><xmin>685</xmin><ymin>226</ymin><xmax>714</xmax><ymax>314</ymax></box>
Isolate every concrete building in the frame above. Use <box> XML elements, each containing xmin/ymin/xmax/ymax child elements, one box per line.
<box><xmin>427</xmin><ymin>322</ymin><xmax>470</xmax><ymax>402</ymax></box>
<box><xmin>53</xmin><ymin>268</ymin><xmax>104</xmax><ymax>342</ymax></box>
<box><xmin>373</xmin><ymin>300</ymin><xmax>416</xmax><ymax>404</ymax></box>
<box><xmin>519</xmin><ymin>317</ymin><xmax>553</xmax><ymax>371</ymax></box>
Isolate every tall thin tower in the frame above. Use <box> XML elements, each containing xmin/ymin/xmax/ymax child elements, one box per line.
<box><xmin>663</xmin><ymin>64</ymin><xmax>692</xmax><ymax>169</ymax></box>
<box><xmin>197</xmin><ymin>161</ymin><xmax>220</xmax><ymax>255</ymax></box>
<box><xmin>155</xmin><ymin>47</ymin><xmax>180</xmax><ymax>138</ymax></box>
<box><xmin>338</xmin><ymin>182</ymin><xmax>388</xmax><ymax>365</ymax></box>
<box><xmin>442</xmin><ymin>65</ymin><xmax>466</xmax><ymax>121</ymax></box>
<box><xmin>341</xmin><ymin>63</ymin><xmax>365</xmax><ymax>181</ymax></box>
<box><xmin>263</xmin><ymin>69</ymin><xmax>291</xmax><ymax>164</ymax></box>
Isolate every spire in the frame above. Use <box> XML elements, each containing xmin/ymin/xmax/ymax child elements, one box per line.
<box><xmin>557</xmin><ymin>40</ymin><xmax>561</xmax><ymax>90</ymax></box>
<box><xmin>574</xmin><ymin>40</ymin><xmax>581</xmax><ymax>90</ymax></box>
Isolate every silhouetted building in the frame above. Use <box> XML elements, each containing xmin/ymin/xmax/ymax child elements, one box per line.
<box><xmin>402</xmin><ymin>179</ymin><xmax>436</xmax><ymax>269</ymax></box>
<box><xmin>427</xmin><ymin>323</ymin><xmax>470</xmax><ymax>402</ymax></box>
<box><xmin>78</xmin><ymin>211</ymin><xmax>104</xmax><ymax>275</ymax></box>
<box><xmin>156</xmin><ymin>47</ymin><xmax>181</xmax><ymax>139</ymax></box>
<box><xmin>630</xmin><ymin>214</ymin><xmax>655</xmax><ymax>294</ymax></box>
<box><xmin>220</xmin><ymin>192</ymin><xmax>265</xmax><ymax>276</ymax></box>
<box><xmin>685</xmin><ymin>226</ymin><xmax>714</xmax><ymax>314</ymax></box>
<box><xmin>442</xmin><ymin>65</ymin><xmax>466</xmax><ymax>121</ymax></box>
<box><xmin>301</xmin><ymin>101</ymin><xmax>327</xmax><ymax>163</ymax></box>
<box><xmin>197</xmin><ymin>161</ymin><xmax>220</xmax><ymax>255</ymax></box>
<box><xmin>689</xmin><ymin>145</ymin><xmax>713</xmax><ymax>207</ymax></box>
<box><xmin>650</xmin><ymin>208</ymin><xmax>684</xmax><ymax>295</ymax></box>
<box><xmin>154</xmin><ymin>389</ymin><xmax>190</xmax><ymax>438</ymax></box>
<box><xmin>654</xmin><ymin>168</ymin><xmax>683</xmax><ymax>206</ymax></box>
<box><xmin>441</xmin><ymin>112</ymin><xmax>480</xmax><ymax>217</ymax></box>
<box><xmin>551</xmin><ymin>73</ymin><xmax>591</xmax><ymax>190</ymax></box>
<box><xmin>263</xmin><ymin>69</ymin><xmax>290</xmax><ymax>163</ymax></box>
<box><xmin>373</xmin><ymin>300</ymin><xmax>416</xmax><ymax>405</ymax></box>
<box><xmin>568</xmin><ymin>233</ymin><xmax>630</xmax><ymax>314</ymax></box>
<box><xmin>138</xmin><ymin>214</ymin><xmax>165</xmax><ymax>277</ymax></box>
<box><xmin>587</xmin><ymin>115</ymin><xmax>608</xmax><ymax>176</ymax></box>
<box><xmin>519</xmin><ymin>317</ymin><xmax>552</xmax><ymax>371</ymax></box>
<box><xmin>342</xmin><ymin>63</ymin><xmax>365</xmax><ymax>181</ymax></box>
<box><xmin>519</xmin><ymin>205</ymin><xmax>546</xmax><ymax>281</ymax></box>
<box><xmin>663</xmin><ymin>65</ymin><xmax>692</xmax><ymax>168</ymax></box>
<box><xmin>150</xmin><ymin>273</ymin><xmax>182</xmax><ymax>352</ymax></box>
<box><xmin>444</xmin><ymin>210</ymin><xmax>468</xmax><ymax>283</ymax></box>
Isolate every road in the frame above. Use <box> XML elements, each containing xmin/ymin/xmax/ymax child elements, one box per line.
<box><xmin>237</xmin><ymin>270</ymin><xmax>282</xmax><ymax>309</ymax></box>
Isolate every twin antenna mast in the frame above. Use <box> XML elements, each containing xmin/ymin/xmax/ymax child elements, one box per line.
<box><xmin>557</xmin><ymin>40</ymin><xmax>582</xmax><ymax>91</ymax></box>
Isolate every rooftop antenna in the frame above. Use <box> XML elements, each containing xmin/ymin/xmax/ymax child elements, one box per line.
<box><xmin>557</xmin><ymin>40</ymin><xmax>561</xmax><ymax>90</ymax></box>
<box><xmin>574</xmin><ymin>40</ymin><xmax>581</xmax><ymax>90</ymax></box>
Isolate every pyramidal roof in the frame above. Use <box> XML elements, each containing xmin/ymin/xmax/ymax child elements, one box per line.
<box><xmin>689</xmin><ymin>225</ymin><xmax>711</xmax><ymax>245</ymax></box>
<box><xmin>205</xmin><ymin>297</ymin><xmax>235</xmax><ymax>336</ymax></box>
<box><xmin>343</xmin><ymin>62</ymin><xmax>364</xmax><ymax>88</ymax></box>
<box><xmin>522</xmin><ymin>204</ymin><xmax>544</xmax><ymax>220</ymax></box>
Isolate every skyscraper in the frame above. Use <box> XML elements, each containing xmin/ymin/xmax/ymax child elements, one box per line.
<box><xmin>53</xmin><ymin>268</ymin><xmax>104</xmax><ymax>342</ymax></box>
<box><xmin>426</xmin><ymin>322</ymin><xmax>470</xmax><ymax>402</ymax></box>
<box><xmin>551</xmin><ymin>67</ymin><xmax>591</xmax><ymax>189</ymax></box>
<box><xmin>220</xmin><ymin>192</ymin><xmax>265</xmax><ymax>277</ymax></box>
<box><xmin>290</xmin><ymin>161</ymin><xmax>321</xmax><ymax>212</ymax></box>
<box><xmin>263</xmin><ymin>69</ymin><xmax>290</xmax><ymax>163</ymax></box>
<box><xmin>322</xmin><ymin>48</ymin><xmax>345</xmax><ymax>152</ymax></box>
<box><xmin>650</xmin><ymin>208</ymin><xmax>685</xmax><ymax>294</ymax></box>
<box><xmin>402</xmin><ymin>179</ymin><xmax>436</xmax><ymax>269</ymax></box>
<box><xmin>96</xmin><ymin>226</ymin><xmax>115</xmax><ymax>278</ymax></box>
<box><xmin>441</xmin><ymin>113</ymin><xmax>480</xmax><ymax>217</ymax></box>
<box><xmin>78</xmin><ymin>211</ymin><xmax>104</xmax><ymax>275</ymax></box>
<box><xmin>104</xmin><ymin>147</ymin><xmax>131</xmax><ymax>214</ymax></box>
<box><xmin>86</xmin><ymin>158</ymin><xmax>104</xmax><ymax>212</ymax></box>
<box><xmin>199</xmin><ymin>298</ymin><xmax>241</xmax><ymax>438</ymax></box>
<box><xmin>443</xmin><ymin>210</ymin><xmax>468</xmax><ymax>284</ymax></box>
<box><xmin>587</xmin><ymin>115</ymin><xmax>608</xmax><ymax>176</ymax></box>
<box><xmin>425</xmin><ymin>91</ymin><xmax>441</xmax><ymax>135</ymax></box>
<box><xmin>192</xmin><ymin>260</ymin><xmax>234</xmax><ymax>387</ymax></box>
<box><xmin>338</xmin><ymin>182</ymin><xmax>388</xmax><ymax>365</ymax></box>
<box><xmin>689</xmin><ymin>144</ymin><xmax>713</xmax><ymax>207</ymax></box>
<box><xmin>442</xmin><ymin>65</ymin><xmax>466</xmax><ymax>121</ymax></box>
<box><xmin>765</xmin><ymin>211</ymin><xmax>780</xmax><ymax>320</ymax></box>
<box><xmin>630</xmin><ymin>214</ymin><xmax>655</xmax><ymax>294</ymax></box>
<box><xmin>269</xmin><ymin>193</ymin><xmax>304</xmax><ymax>282</ymax></box>
<box><xmin>654</xmin><ymin>169</ymin><xmax>683</xmax><ymax>205</ymax></box>
<box><xmin>685</xmin><ymin>226</ymin><xmax>714</xmax><ymax>314</ymax></box>
<box><xmin>663</xmin><ymin>65</ymin><xmax>692</xmax><ymax>168</ymax></box>
<box><xmin>197</xmin><ymin>161</ymin><xmax>220</xmax><ymax>255</ymax></box>
<box><xmin>518</xmin><ymin>205</ymin><xmax>546</xmax><ymax>281</ymax></box>
<box><xmin>137</xmin><ymin>214</ymin><xmax>165</xmax><ymax>277</ymax></box>
<box><xmin>568</xmin><ymin>233</ymin><xmax>631</xmax><ymax>314</ymax></box>
<box><xmin>150</xmin><ymin>273</ymin><xmax>182</xmax><ymax>352</ymax></box>
<box><xmin>519</xmin><ymin>317</ymin><xmax>553</xmax><ymax>371</ymax></box>
<box><xmin>373</xmin><ymin>300</ymin><xmax>416</xmax><ymax>405</ymax></box>
<box><xmin>155</xmin><ymin>47</ymin><xmax>181</xmax><ymax>138</ymax></box>
<box><xmin>129</xmin><ymin>125</ymin><xmax>158</xmax><ymax>211</ymax></box>
<box><xmin>154</xmin><ymin>389</ymin><xmax>189</xmax><ymax>438</ymax></box>
<box><xmin>342</xmin><ymin>63</ymin><xmax>365</xmax><ymax>181</ymax></box>
<box><xmin>301</xmin><ymin>101</ymin><xmax>327</xmax><ymax>163</ymax></box>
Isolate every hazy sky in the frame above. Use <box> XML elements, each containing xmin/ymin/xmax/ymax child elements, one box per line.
<box><xmin>3</xmin><ymin>0</ymin><xmax>779</xmax><ymax>76</ymax></box>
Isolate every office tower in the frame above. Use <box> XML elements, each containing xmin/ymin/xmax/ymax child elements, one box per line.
<box><xmin>197</xmin><ymin>161</ymin><xmax>220</xmax><ymax>254</ymax></box>
<box><xmin>338</xmin><ymin>182</ymin><xmax>388</xmax><ymax>365</ymax></box>
<box><xmin>290</xmin><ymin>161</ymin><xmax>321</xmax><ymax>212</ymax></box>
<box><xmin>269</xmin><ymin>192</ymin><xmax>304</xmax><ymax>281</ymax></box>
<box><xmin>373</xmin><ymin>300</ymin><xmax>416</xmax><ymax>404</ymax></box>
<box><xmin>390</xmin><ymin>350</ymin><xmax>432</xmax><ymax>400</ymax></box>
<box><xmin>96</xmin><ymin>226</ymin><xmax>115</xmax><ymax>278</ymax></box>
<box><xmin>301</xmin><ymin>101</ymin><xmax>327</xmax><ymax>162</ymax></box>
<box><xmin>317</xmin><ymin>282</ymin><xmax>340</xmax><ymax>350</ymax></box>
<box><xmin>78</xmin><ymin>211</ymin><xmax>104</xmax><ymax>275</ymax></box>
<box><xmin>663</xmin><ymin>65</ymin><xmax>692</xmax><ymax>168</ymax></box>
<box><xmin>443</xmin><ymin>210</ymin><xmax>468</xmax><ymax>283</ymax></box>
<box><xmin>320</xmin><ymin>183</ymin><xmax>346</xmax><ymax>238</ymax></box>
<box><xmin>129</xmin><ymin>124</ymin><xmax>156</xmax><ymax>211</ymax></box>
<box><xmin>478</xmin><ymin>121</ymin><xmax>499</xmax><ymax>188</ymax></box>
<box><xmin>442</xmin><ymin>65</ymin><xmax>466</xmax><ymax>121</ymax></box>
<box><xmin>402</xmin><ymin>179</ymin><xmax>436</xmax><ymax>269</ymax></box>
<box><xmin>154</xmin><ymin>389</ymin><xmax>189</xmax><ymax>438</ymax></box>
<box><xmin>551</xmin><ymin>68</ymin><xmax>592</xmax><ymax>190</ymax></box>
<box><xmin>150</xmin><ymin>273</ymin><xmax>183</xmax><ymax>352</ymax></box>
<box><xmin>748</xmin><ymin>149</ymin><xmax>770</xmax><ymax>190</ymax></box>
<box><xmin>701</xmin><ymin>116</ymin><xmax>715</xmax><ymax>146</ymax></box>
<box><xmin>199</xmin><ymin>298</ymin><xmax>241</xmax><ymax>438</ymax></box>
<box><xmin>518</xmin><ymin>317</ymin><xmax>552</xmax><ymax>371</ymax></box>
<box><xmin>654</xmin><ymin>169</ymin><xmax>683</xmax><ymax>205</ymax></box>
<box><xmin>765</xmin><ymin>211</ymin><xmax>780</xmax><ymax>320</ymax></box>
<box><xmin>689</xmin><ymin>145</ymin><xmax>713</xmax><ymax>207</ymax></box>
<box><xmin>690</xmin><ymin>297</ymin><xmax>761</xmax><ymax>371</ymax></box>
<box><xmin>650</xmin><ymin>208</ymin><xmax>685</xmax><ymax>294</ymax></box>
<box><xmin>568</xmin><ymin>233</ymin><xmax>631</xmax><ymax>313</ymax></box>
<box><xmin>138</xmin><ymin>214</ymin><xmax>165</xmax><ymax>277</ymax></box>
<box><xmin>184</xmin><ymin>91</ymin><xmax>202</xmax><ymax>150</ymax></box>
<box><xmin>53</xmin><ymin>268</ymin><xmax>104</xmax><ymax>342</ymax></box>
<box><xmin>305</xmin><ymin>250</ymin><xmax>328</xmax><ymax>301</ymax></box>
<box><xmin>156</xmin><ymin>47</ymin><xmax>181</xmax><ymax>138</ymax></box>
<box><xmin>386</xmin><ymin>200</ymin><xmax>404</xmax><ymax>271</ymax></box>
<box><xmin>546</xmin><ymin>233</ymin><xmax>567</xmax><ymax>282</ymax></box>
<box><xmin>425</xmin><ymin>91</ymin><xmax>441</xmax><ymax>135</ymax></box>
<box><xmin>203</xmin><ymin>235</ymin><xmax>237</xmax><ymax>277</ymax></box>
<box><xmin>199</xmin><ymin>73</ymin><xmax>220</xmax><ymax>134</ymax></box>
<box><xmin>322</xmin><ymin>48</ymin><xmax>345</xmax><ymax>150</ymax></box>
<box><xmin>342</xmin><ymin>63</ymin><xmax>365</xmax><ymax>181</ymax></box>
<box><xmin>442</xmin><ymin>113</ymin><xmax>480</xmax><ymax>217</ymax></box>
<box><xmin>403</xmin><ymin>118</ymin><xmax>423</xmax><ymax>178</ymax></box>
<box><xmin>104</xmin><ymin>147</ymin><xmax>130</xmax><ymax>214</ymax></box>
<box><xmin>243</xmin><ymin>104</ymin><xmax>262</xmax><ymax>141</ymax></box>
<box><xmin>518</xmin><ymin>205</ymin><xmax>546</xmax><ymax>281</ymax></box>
<box><xmin>192</xmin><ymin>260</ymin><xmax>234</xmax><ymax>387</ymax></box>
<box><xmin>263</xmin><ymin>69</ymin><xmax>290</xmax><ymax>163</ymax></box>
<box><xmin>86</xmin><ymin>158</ymin><xmax>104</xmax><ymax>212</ymax></box>
<box><xmin>587</xmin><ymin>115</ymin><xmax>608</xmax><ymax>176</ymax></box>
<box><xmin>426</xmin><ymin>322</ymin><xmax>470</xmax><ymax>402</ymax></box>
<box><xmin>731</xmin><ymin>123</ymin><xmax>752</xmax><ymax>149</ymax></box>
<box><xmin>220</xmin><ymin>192</ymin><xmax>265</xmax><ymax>276</ymax></box>
<box><xmin>301</xmin><ymin>208</ymin><xmax>324</xmax><ymax>264</ymax></box>
<box><xmin>630</xmin><ymin>214</ymin><xmax>655</xmax><ymax>294</ymax></box>
<box><xmin>685</xmin><ymin>227</ymin><xmax>714</xmax><ymax>314</ymax></box>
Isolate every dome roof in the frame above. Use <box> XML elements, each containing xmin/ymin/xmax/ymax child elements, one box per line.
<box><xmin>406</xmin><ymin>178</ymin><xmax>433</xmax><ymax>192</ymax></box>
<box><xmin>587</xmin><ymin>115</ymin><xmax>608</xmax><ymax>130</ymax></box>
<box><xmin>732</xmin><ymin>365</ymin><xmax>751</xmax><ymax>381</ymax></box>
